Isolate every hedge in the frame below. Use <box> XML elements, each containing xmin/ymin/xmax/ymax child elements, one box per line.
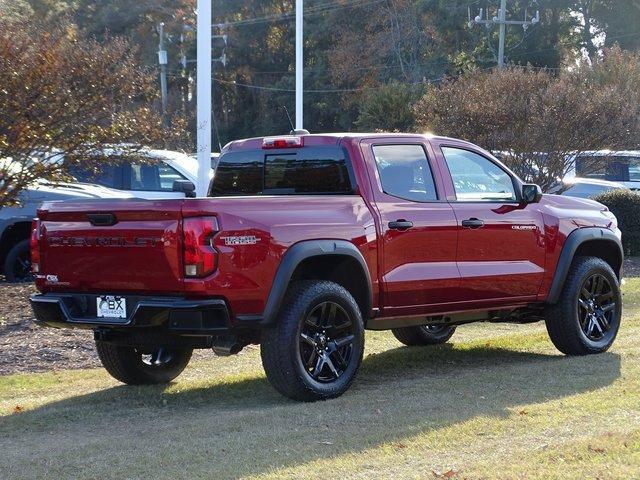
<box><xmin>593</xmin><ymin>189</ymin><xmax>640</xmax><ymax>256</ymax></box>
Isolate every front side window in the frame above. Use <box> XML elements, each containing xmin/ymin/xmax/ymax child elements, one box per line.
<box><xmin>130</xmin><ymin>163</ymin><xmax>187</xmax><ymax>192</ymax></box>
<box><xmin>372</xmin><ymin>144</ymin><xmax>438</xmax><ymax>202</ymax></box>
<box><xmin>442</xmin><ymin>147</ymin><xmax>516</xmax><ymax>202</ymax></box>
<box><xmin>158</xmin><ymin>164</ymin><xmax>188</xmax><ymax>190</ymax></box>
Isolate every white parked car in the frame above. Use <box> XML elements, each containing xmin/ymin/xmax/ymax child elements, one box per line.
<box><xmin>0</xmin><ymin>148</ymin><xmax>213</xmax><ymax>282</ymax></box>
<box><xmin>565</xmin><ymin>151</ymin><xmax>640</xmax><ymax>192</ymax></box>
<box><xmin>68</xmin><ymin>148</ymin><xmax>213</xmax><ymax>199</ymax></box>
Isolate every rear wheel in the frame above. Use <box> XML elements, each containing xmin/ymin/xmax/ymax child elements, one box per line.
<box><xmin>4</xmin><ymin>240</ymin><xmax>32</xmax><ymax>283</ymax></box>
<box><xmin>95</xmin><ymin>341</ymin><xmax>192</xmax><ymax>385</ymax></box>
<box><xmin>545</xmin><ymin>256</ymin><xmax>621</xmax><ymax>355</ymax></box>
<box><xmin>392</xmin><ymin>324</ymin><xmax>456</xmax><ymax>346</ymax></box>
<box><xmin>260</xmin><ymin>280</ymin><xmax>365</xmax><ymax>401</ymax></box>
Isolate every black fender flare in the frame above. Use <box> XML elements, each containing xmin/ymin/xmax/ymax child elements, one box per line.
<box><xmin>256</xmin><ymin>239</ymin><xmax>373</xmax><ymax>326</ymax></box>
<box><xmin>546</xmin><ymin>227</ymin><xmax>623</xmax><ymax>304</ymax></box>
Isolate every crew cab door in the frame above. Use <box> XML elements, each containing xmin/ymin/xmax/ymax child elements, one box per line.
<box><xmin>434</xmin><ymin>142</ymin><xmax>546</xmax><ymax>302</ymax></box>
<box><xmin>360</xmin><ymin>139</ymin><xmax>460</xmax><ymax>316</ymax></box>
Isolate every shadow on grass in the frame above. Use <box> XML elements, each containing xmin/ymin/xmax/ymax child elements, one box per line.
<box><xmin>0</xmin><ymin>344</ymin><xmax>622</xmax><ymax>479</ymax></box>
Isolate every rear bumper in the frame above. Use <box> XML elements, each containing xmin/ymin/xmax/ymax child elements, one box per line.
<box><xmin>30</xmin><ymin>293</ymin><xmax>232</xmax><ymax>334</ymax></box>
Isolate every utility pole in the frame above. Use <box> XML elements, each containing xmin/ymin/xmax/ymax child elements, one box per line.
<box><xmin>182</xmin><ymin>22</ymin><xmax>227</xmax><ymax>154</ymax></box>
<box><xmin>469</xmin><ymin>1</ymin><xmax>540</xmax><ymax>69</ymax></box>
<box><xmin>295</xmin><ymin>0</ymin><xmax>303</xmax><ymax>130</ymax></box>
<box><xmin>196</xmin><ymin>0</ymin><xmax>212</xmax><ymax>197</ymax></box>
<box><xmin>211</xmin><ymin>24</ymin><xmax>228</xmax><ymax>153</ymax></box>
<box><xmin>497</xmin><ymin>0</ymin><xmax>507</xmax><ymax>69</ymax></box>
<box><xmin>157</xmin><ymin>22</ymin><xmax>169</xmax><ymax>114</ymax></box>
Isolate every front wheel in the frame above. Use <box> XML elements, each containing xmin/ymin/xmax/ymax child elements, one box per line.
<box><xmin>95</xmin><ymin>341</ymin><xmax>192</xmax><ymax>385</ymax></box>
<box><xmin>4</xmin><ymin>239</ymin><xmax>33</xmax><ymax>283</ymax></box>
<box><xmin>545</xmin><ymin>256</ymin><xmax>622</xmax><ymax>355</ymax></box>
<box><xmin>260</xmin><ymin>280</ymin><xmax>365</xmax><ymax>401</ymax></box>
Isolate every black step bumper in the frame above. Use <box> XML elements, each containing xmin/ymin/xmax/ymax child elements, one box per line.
<box><xmin>30</xmin><ymin>293</ymin><xmax>232</xmax><ymax>334</ymax></box>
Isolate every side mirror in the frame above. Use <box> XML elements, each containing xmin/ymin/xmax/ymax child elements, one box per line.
<box><xmin>172</xmin><ymin>179</ymin><xmax>196</xmax><ymax>198</ymax></box>
<box><xmin>521</xmin><ymin>184</ymin><xmax>543</xmax><ymax>204</ymax></box>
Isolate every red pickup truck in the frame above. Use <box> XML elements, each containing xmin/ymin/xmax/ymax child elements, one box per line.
<box><xmin>30</xmin><ymin>133</ymin><xmax>623</xmax><ymax>401</ymax></box>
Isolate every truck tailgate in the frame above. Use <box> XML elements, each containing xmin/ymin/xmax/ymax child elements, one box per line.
<box><xmin>37</xmin><ymin>199</ymin><xmax>185</xmax><ymax>294</ymax></box>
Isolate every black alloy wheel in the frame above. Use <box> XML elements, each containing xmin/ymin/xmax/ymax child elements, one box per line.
<box><xmin>4</xmin><ymin>240</ymin><xmax>33</xmax><ymax>283</ymax></box>
<box><xmin>420</xmin><ymin>324</ymin><xmax>450</xmax><ymax>335</ymax></box>
<box><xmin>138</xmin><ymin>347</ymin><xmax>176</xmax><ymax>367</ymax></box>
<box><xmin>299</xmin><ymin>301</ymin><xmax>355</xmax><ymax>383</ymax></box>
<box><xmin>577</xmin><ymin>273</ymin><xmax>617</xmax><ymax>341</ymax></box>
<box><xmin>95</xmin><ymin>341</ymin><xmax>192</xmax><ymax>385</ymax></box>
<box><xmin>544</xmin><ymin>256</ymin><xmax>622</xmax><ymax>356</ymax></box>
<box><xmin>260</xmin><ymin>280</ymin><xmax>365</xmax><ymax>401</ymax></box>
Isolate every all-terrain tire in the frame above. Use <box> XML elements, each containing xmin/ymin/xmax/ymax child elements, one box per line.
<box><xmin>4</xmin><ymin>239</ymin><xmax>32</xmax><ymax>283</ymax></box>
<box><xmin>545</xmin><ymin>256</ymin><xmax>622</xmax><ymax>356</ymax></box>
<box><xmin>260</xmin><ymin>280</ymin><xmax>365</xmax><ymax>402</ymax></box>
<box><xmin>392</xmin><ymin>324</ymin><xmax>456</xmax><ymax>346</ymax></box>
<box><xmin>95</xmin><ymin>341</ymin><xmax>192</xmax><ymax>385</ymax></box>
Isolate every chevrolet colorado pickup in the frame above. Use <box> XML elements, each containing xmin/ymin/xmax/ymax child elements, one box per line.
<box><xmin>29</xmin><ymin>133</ymin><xmax>623</xmax><ymax>401</ymax></box>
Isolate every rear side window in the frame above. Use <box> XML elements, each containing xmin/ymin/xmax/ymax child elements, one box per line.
<box><xmin>69</xmin><ymin>164</ymin><xmax>122</xmax><ymax>189</ymax></box>
<box><xmin>372</xmin><ymin>144</ymin><xmax>438</xmax><ymax>202</ymax></box>
<box><xmin>210</xmin><ymin>147</ymin><xmax>354</xmax><ymax>196</ymax></box>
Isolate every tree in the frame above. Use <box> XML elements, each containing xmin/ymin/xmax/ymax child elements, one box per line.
<box><xmin>0</xmin><ymin>20</ymin><xmax>185</xmax><ymax>208</ymax></box>
<box><xmin>5</xmin><ymin>0</ymin><xmax>638</xmax><ymax>144</ymax></box>
<box><xmin>414</xmin><ymin>47</ymin><xmax>640</xmax><ymax>191</ymax></box>
<box><xmin>356</xmin><ymin>83</ymin><xmax>422</xmax><ymax>132</ymax></box>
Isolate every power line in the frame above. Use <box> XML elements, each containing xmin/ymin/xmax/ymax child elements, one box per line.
<box><xmin>213</xmin><ymin>78</ymin><xmax>364</xmax><ymax>92</ymax></box>
<box><xmin>247</xmin><ymin>57</ymin><xmax>454</xmax><ymax>76</ymax></box>
<box><xmin>220</xmin><ymin>0</ymin><xmax>386</xmax><ymax>28</ymax></box>
<box><xmin>211</xmin><ymin>68</ymin><xmax>496</xmax><ymax>94</ymax></box>
<box><xmin>516</xmin><ymin>30</ymin><xmax>640</xmax><ymax>58</ymax></box>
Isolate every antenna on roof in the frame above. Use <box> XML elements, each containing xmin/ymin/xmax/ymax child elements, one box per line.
<box><xmin>281</xmin><ymin>105</ymin><xmax>296</xmax><ymax>133</ymax></box>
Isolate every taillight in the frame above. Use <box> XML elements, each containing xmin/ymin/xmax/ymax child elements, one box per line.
<box><xmin>262</xmin><ymin>136</ymin><xmax>304</xmax><ymax>149</ymax></box>
<box><xmin>30</xmin><ymin>218</ymin><xmax>41</xmax><ymax>274</ymax></box>
<box><xmin>183</xmin><ymin>216</ymin><xmax>218</xmax><ymax>277</ymax></box>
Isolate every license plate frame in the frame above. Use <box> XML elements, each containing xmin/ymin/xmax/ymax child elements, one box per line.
<box><xmin>96</xmin><ymin>296</ymin><xmax>127</xmax><ymax>319</ymax></box>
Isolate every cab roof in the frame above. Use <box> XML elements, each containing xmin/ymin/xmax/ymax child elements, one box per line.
<box><xmin>222</xmin><ymin>132</ymin><xmax>470</xmax><ymax>152</ymax></box>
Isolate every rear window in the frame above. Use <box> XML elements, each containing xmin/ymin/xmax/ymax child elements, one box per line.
<box><xmin>209</xmin><ymin>147</ymin><xmax>354</xmax><ymax>196</ymax></box>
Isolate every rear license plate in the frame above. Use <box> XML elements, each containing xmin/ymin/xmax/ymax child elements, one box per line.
<box><xmin>96</xmin><ymin>296</ymin><xmax>127</xmax><ymax>319</ymax></box>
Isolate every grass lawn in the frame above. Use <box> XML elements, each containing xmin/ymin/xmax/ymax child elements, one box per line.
<box><xmin>1</xmin><ymin>281</ymin><xmax>639</xmax><ymax>479</ymax></box>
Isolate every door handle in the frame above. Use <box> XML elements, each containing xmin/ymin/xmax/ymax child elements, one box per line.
<box><xmin>388</xmin><ymin>220</ymin><xmax>414</xmax><ymax>231</ymax></box>
<box><xmin>461</xmin><ymin>218</ymin><xmax>484</xmax><ymax>229</ymax></box>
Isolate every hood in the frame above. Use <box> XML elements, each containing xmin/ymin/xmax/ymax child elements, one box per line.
<box><xmin>19</xmin><ymin>182</ymin><xmax>134</xmax><ymax>203</ymax></box>
<box><xmin>1</xmin><ymin>183</ymin><xmax>134</xmax><ymax>218</ymax></box>
<box><xmin>541</xmin><ymin>193</ymin><xmax>607</xmax><ymax>211</ymax></box>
